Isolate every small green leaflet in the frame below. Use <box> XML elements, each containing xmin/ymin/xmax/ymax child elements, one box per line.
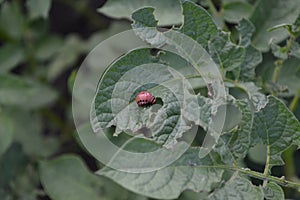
<box><xmin>252</xmin><ymin>96</ymin><xmax>300</xmax><ymax>167</ymax></box>
<box><xmin>209</xmin><ymin>176</ymin><xmax>264</xmax><ymax>200</ymax></box>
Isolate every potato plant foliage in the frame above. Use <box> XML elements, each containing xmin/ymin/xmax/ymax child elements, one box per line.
<box><xmin>1</xmin><ymin>0</ymin><xmax>300</xmax><ymax>200</ymax></box>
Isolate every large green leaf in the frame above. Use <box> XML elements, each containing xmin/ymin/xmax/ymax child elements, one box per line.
<box><xmin>39</xmin><ymin>155</ymin><xmax>103</xmax><ymax>200</ymax></box>
<box><xmin>97</xmin><ymin>0</ymin><xmax>182</xmax><ymax>26</ymax></box>
<box><xmin>98</xmin><ymin>147</ymin><xmax>224</xmax><ymax>199</ymax></box>
<box><xmin>92</xmin><ymin>48</ymin><xmax>200</xmax><ymax>147</ymax></box>
<box><xmin>131</xmin><ymin>5</ymin><xmax>229</xmax><ymax>156</ymax></box>
<box><xmin>0</xmin><ymin>74</ymin><xmax>57</xmax><ymax>109</ymax></box>
<box><xmin>131</xmin><ymin>5</ymin><xmax>225</xmax><ymax>97</ymax></box>
<box><xmin>250</xmin><ymin>0</ymin><xmax>300</xmax><ymax>52</ymax></box>
<box><xmin>39</xmin><ymin>155</ymin><xmax>148</xmax><ymax>200</ymax></box>
<box><xmin>252</xmin><ymin>96</ymin><xmax>300</xmax><ymax>167</ymax></box>
<box><xmin>76</xmin><ymin>123</ymin><xmax>192</xmax><ymax>173</ymax></box>
<box><xmin>208</xmin><ymin>176</ymin><xmax>264</xmax><ymax>199</ymax></box>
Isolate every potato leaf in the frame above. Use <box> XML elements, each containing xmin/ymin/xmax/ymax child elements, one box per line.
<box><xmin>98</xmin><ymin>147</ymin><xmax>224</xmax><ymax>199</ymax></box>
<box><xmin>252</xmin><ymin>96</ymin><xmax>300</xmax><ymax>167</ymax></box>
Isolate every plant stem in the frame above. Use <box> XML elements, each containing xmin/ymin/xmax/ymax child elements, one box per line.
<box><xmin>236</xmin><ymin>167</ymin><xmax>299</xmax><ymax>190</ymax></box>
<box><xmin>289</xmin><ymin>89</ymin><xmax>300</xmax><ymax>111</ymax></box>
<box><xmin>210</xmin><ymin>165</ymin><xmax>300</xmax><ymax>190</ymax></box>
<box><xmin>283</xmin><ymin>146</ymin><xmax>297</xmax><ymax>180</ymax></box>
<box><xmin>206</xmin><ymin>0</ymin><xmax>218</xmax><ymax>15</ymax></box>
<box><xmin>282</xmin><ymin>89</ymin><xmax>300</xmax><ymax>181</ymax></box>
<box><xmin>272</xmin><ymin>60</ymin><xmax>282</xmax><ymax>83</ymax></box>
<box><xmin>206</xmin><ymin>0</ymin><xmax>228</xmax><ymax>29</ymax></box>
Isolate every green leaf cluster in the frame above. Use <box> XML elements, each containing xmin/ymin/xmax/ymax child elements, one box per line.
<box><xmin>91</xmin><ymin>0</ymin><xmax>300</xmax><ymax>199</ymax></box>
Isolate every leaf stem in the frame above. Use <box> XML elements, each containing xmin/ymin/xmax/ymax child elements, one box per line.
<box><xmin>263</xmin><ymin>143</ymin><xmax>271</xmax><ymax>187</ymax></box>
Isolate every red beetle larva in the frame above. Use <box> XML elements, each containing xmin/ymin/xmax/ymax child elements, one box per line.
<box><xmin>135</xmin><ymin>91</ymin><xmax>156</xmax><ymax>106</ymax></box>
